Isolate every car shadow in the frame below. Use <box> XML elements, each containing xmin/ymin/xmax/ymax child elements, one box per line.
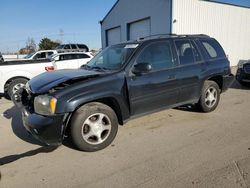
<box><xmin>62</xmin><ymin>135</ymin><xmax>79</xmax><ymax>151</ymax></box>
<box><xmin>3</xmin><ymin>105</ymin><xmax>79</xmax><ymax>151</ymax></box>
<box><xmin>0</xmin><ymin>146</ymin><xmax>58</xmax><ymax>166</ymax></box>
<box><xmin>174</xmin><ymin>104</ymin><xmax>203</xmax><ymax>113</ymax></box>
<box><xmin>3</xmin><ymin>106</ymin><xmax>44</xmax><ymax>146</ymax></box>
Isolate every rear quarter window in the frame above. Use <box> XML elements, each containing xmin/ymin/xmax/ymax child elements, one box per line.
<box><xmin>77</xmin><ymin>54</ymin><xmax>90</xmax><ymax>59</ymax></box>
<box><xmin>200</xmin><ymin>39</ymin><xmax>226</xmax><ymax>59</ymax></box>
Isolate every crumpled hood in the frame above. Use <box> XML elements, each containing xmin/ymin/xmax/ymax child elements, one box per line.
<box><xmin>28</xmin><ymin>69</ymin><xmax>102</xmax><ymax>94</ymax></box>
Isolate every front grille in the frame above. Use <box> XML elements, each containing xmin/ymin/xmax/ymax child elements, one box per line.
<box><xmin>244</xmin><ymin>64</ymin><xmax>250</xmax><ymax>74</ymax></box>
<box><xmin>22</xmin><ymin>89</ymin><xmax>35</xmax><ymax>113</ymax></box>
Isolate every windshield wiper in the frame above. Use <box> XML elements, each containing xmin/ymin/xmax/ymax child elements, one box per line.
<box><xmin>82</xmin><ymin>65</ymin><xmax>113</xmax><ymax>72</ymax></box>
<box><xmin>81</xmin><ymin>65</ymin><xmax>92</xmax><ymax>70</ymax></box>
<box><xmin>90</xmin><ymin>66</ymin><xmax>112</xmax><ymax>72</ymax></box>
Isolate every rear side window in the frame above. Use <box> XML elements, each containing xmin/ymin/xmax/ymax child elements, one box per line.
<box><xmin>77</xmin><ymin>54</ymin><xmax>90</xmax><ymax>59</ymax></box>
<box><xmin>174</xmin><ymin>40</ymin><xmax>201</xmax><ymax>65</ymax></box>
<box><xmin>78</xmin><ymin>44</ymin><xmax>87</xmax><ymax>49</ymax></box>
<box><xmin>200</xmin><ymin>39</ymin><xmax>225</xmax><ymax>59</ymax></box>
<box><xmin>71</xmin><ymin>44</ymin><xmax>77</xmax><ymax>49</ymax></box>
<box><xmin>59</xmin><ymin>54</ymin><xmax>78</xmax><ymax>60</ymax></box>
<box><xmin>35</xmin><ymin>52</ymin><xmax>46</xmax><ymax>59</ymax></box>
<box><xmin>47</xmin><ymin>52</ymin><xmax>54</xmax><ymax>57</ymax></box>
<box><xmin>77</xmin><ymin>44</ymin><xmax>89</xmax><ymax>52</ymax></box>
<box><xmin>137</xmin><ymin>41</ymin><xmax>173</xmax><ymax>71</ymax></box>
<box><xmin>64</xmin><ymin>45</ymin><xmax>71</xmax><ymax>49</ymax></box>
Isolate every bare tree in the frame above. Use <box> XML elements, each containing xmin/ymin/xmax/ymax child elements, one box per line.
<box><xmin>25</xmin><ymin>37</ymin><xmax>36</xmax><ymax>53</ymax></box>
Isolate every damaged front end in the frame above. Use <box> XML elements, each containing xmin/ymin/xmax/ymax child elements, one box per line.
<box><xmin>13</xmin><ymin>86</ymin><xmax>67</xmax><ymax>146</ymax></box>
<box><xmin>12</xmin><ymin>69</ymin><xmax>103</xmax><ymax>146</ymax></box>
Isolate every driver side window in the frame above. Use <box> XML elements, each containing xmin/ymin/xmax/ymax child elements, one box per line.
<box><xmin>137</xmin><ymin>41</ymin><xmax>173</xmax><ymax>71</ymax></box>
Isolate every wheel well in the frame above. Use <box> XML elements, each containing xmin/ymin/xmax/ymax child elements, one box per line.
<box><xmin>4</xmin><ymin>76</ymin><xmax>29</xmax><ymax>93</ymax></box>
<box><xmin>208</xmin><ymin>76</ymin><xmax>223</xmax><ymax>91</ymax></box>
<box><xmin>64</xmin><ymin>98</ymin><xmax>124</xmax><ymax>138</ymax></box>
<box><xmin>95</xmin><ymin>98</ymin><xmax>124</xmax><ymax>125</ymax></box>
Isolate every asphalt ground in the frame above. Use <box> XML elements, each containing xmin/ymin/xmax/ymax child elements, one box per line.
<box><xmin>0</xmin><ymin>70</ymin><xmax>250</xmax><ymax>188</ymax></box>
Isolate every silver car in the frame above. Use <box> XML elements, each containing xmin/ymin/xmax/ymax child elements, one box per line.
<box><xmin>55</xmin><ymin>44</ymin><xmax>89</xmax><ymax>53</ymax></box>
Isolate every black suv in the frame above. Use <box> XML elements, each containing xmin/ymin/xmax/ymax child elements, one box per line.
<box><xmin>13</xmin><ymin>34</ymin><xmax>234</xmax><ymax>152</ymax></box>
<box><xmin>236</xmin><ymin>60</ymin><xmax>250</xmax><ymax>86</ymax></box>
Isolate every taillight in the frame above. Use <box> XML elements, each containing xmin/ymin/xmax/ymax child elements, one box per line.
<box><xmin>45</xmin><ymin>66</ymin><xmax>55</xmax><ymax>71</ymax></box>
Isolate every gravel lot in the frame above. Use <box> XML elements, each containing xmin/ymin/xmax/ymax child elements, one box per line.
<box><xmin>0</xmin><ymin>70</ymin><xmax>250</xmax><ymax>188</ymax></box>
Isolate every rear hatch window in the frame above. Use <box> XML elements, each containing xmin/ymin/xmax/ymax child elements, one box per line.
<box><xmin>200</xmin><ymin>39</ymin><xmax>226</xmax><ymax>59</ymax></box>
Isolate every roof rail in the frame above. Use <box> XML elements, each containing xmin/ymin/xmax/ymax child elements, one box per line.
<box><xmin>137</xmin><ymin>34</ymin><xmax>210</xmax><ymax>41</ymax></box>
<box><xmin>137</xmin><ymin>33</ymin><xmax>177</xmax><ymax>41</ymax></box>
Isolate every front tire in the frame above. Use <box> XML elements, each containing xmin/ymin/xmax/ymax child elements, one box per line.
<box><xmin>70</xmin><ymin>102</ymin><xmax>118</xmax><ymax>152</ymax></box>
<box><xmin>7</xmin><ymin>78</ymin><xmax>28</xmax><ymax>99</ymax></box>
<box><xmin>198</xmin><ymin>81</ymin><xmax>220</xmax><ymax>113</ymax></box>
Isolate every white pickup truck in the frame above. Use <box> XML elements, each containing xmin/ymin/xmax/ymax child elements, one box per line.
<box><xmin>0</xmin><ymin>59</ymin><xmax>53</xmax><ymax>98</ymax></box>
<box><xmin>24</xmin><ymin>50</ymin><xmax>57</xmax><ymax>60</ymax></box>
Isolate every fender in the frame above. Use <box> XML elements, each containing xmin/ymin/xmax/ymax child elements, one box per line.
<box><xmin>55</xmin><ymin>84</ymin><xmax>130</xmax><ymax>124</ymax></box>
<box><xmin>1</xmin><ymin>70</ymin><xmax>32</xmax><ymax>93</ymax></box>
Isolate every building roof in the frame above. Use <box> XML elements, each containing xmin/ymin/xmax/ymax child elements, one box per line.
<box><xmin>207</xmin><ymin>0</ymin><xmax>250</xmax><ymax>9</ymax></box>
<box><xmin>100</xmin><ymin>0</ymin><xmax>249</xmax><ymax>25</ymax></box>
<box><xmin>100</xmin><ymin>0</ymin><xmax>120</xmax><ymax>24</ymax></box>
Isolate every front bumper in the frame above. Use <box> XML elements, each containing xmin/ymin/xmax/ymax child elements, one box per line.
<box><xmin>236</xmin><ymin>68</ymin><xmax>250</xmax><ymax>83</ymax></box>
<box><xmin>13</xmin><ymin>89</ymin><xmax>66</xmax><ymax>146</ymax></box>
<box><xmin>222</xmin><ymin>74</ymin><xmax>235</xmax><ymax>92</ymax></box>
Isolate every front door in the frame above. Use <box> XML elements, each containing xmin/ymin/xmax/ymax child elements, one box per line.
<box><xmin>127</xmin><ymin>40</ymin><xmax>179</xmax><ymax>116</ymax></box>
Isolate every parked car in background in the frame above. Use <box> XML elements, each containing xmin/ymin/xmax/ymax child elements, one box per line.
<box><xmin>0</xmin><ymin>52</ymin><xmax>4</xmax><ymax>63</ymax></box>
<box><xmin>55</xmin><ymin>44</ymin><xmax>89</xmax><ymax>53</ymax></box>
<box><xmin>0</xmin><ymin>59</ymin><xmax>54</xmax><ymax>98</ymax></box>
<box><xmin>24</xmin><ymin>50</ymin><xmax>57</xmax><ymax>60</ymax></box>
<box><xmin>51</xmin><ymin>52</ymin><xmax>93</xmax><ymax>70</ymax></box>
<box><xmin>13</xmin><ymin>34</ymin><xmax>234</xmax><ymax>152</ymax></box>
<box><xmin>236</xmin><ymin>60</ymin><xmax>250</xmax><ymax>86</ymax></box>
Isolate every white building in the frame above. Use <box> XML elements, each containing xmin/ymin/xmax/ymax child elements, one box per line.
<box><xmin>100</xmin><ymin>0</ymin><xmax>250</xmax><ymax>66</ymax></box>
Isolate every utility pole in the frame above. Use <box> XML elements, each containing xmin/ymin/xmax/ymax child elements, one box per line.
<box><xmin>59</xmin><ymin>29</ymin><xmax>64</xmax><ymax>43</ymax></box>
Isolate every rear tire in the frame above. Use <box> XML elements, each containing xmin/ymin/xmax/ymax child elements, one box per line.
<box><xmin>197</xmin><ymin>81</ymin><xmax>220</xmax><ymax>113</ymax></box>
<box><xmin>7</xmin><ymin>78</ymin><xmax>28</xmax><ymax>99</ymax></box>
<box><xmin>70</xmin><ymin>102</ymin><xmax>118</xmax><ymax>152</ymax></box>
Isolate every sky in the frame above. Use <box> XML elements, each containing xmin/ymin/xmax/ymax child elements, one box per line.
<box><xmin>0</xmin><ymin>0</ymin><xmax>117</xmax><ymax>53</ymax></box>
<box><xmin>212</xmin><ymin>0</ymin><xmax>250</xmax><ymax>7</ymax></box>
<box><xmin>0</xmin><ymin>0</ymin><xmax>249</xmax><ymax>53</ymax></box>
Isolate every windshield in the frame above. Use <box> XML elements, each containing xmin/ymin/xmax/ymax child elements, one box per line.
<box><xmin>85</xmin><ymin>44</ymin><xmax>138</xmax><ymax>71</ymax></box>
<box><xmin>24</xmin><ymin>53</ymin><xmax>34</xmax><ymax>59</ymax></box>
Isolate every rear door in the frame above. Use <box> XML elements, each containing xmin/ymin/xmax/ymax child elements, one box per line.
<box><xmin>173</xmin><ymin>39</ymin><xmax>206</xmax><ymax>103</ymax></box>
<box><xmin>127</xmin><ymin>40</ymin><xmax>179</xmax><ymax>115</ymax></box>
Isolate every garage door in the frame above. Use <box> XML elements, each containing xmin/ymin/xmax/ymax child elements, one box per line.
<box><xmin>129</xmin><ymin>18</ymin><xmax>151</xmax><ymax>40</ymax></box>
<box><xmin>106</xmin><ymin>27</ymin><xmax>121</xmax><ymax>46</ymax></box>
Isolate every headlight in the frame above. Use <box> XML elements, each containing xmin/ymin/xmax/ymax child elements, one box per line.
<box><xmin>34</xmin><ymin>95</ymin><xmax>57</xmax><ymax>116</ymax></box>
<box><xmin>238</xmin><ymin>62</ymin><xmax>244</xmax><ymax>69</ymax></box>
<box><xmin>238</xmin><ymin>61</ymin><xmax>247</xmax><ymax>69</ymax></box>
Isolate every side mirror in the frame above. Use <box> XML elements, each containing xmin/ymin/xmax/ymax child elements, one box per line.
<box><xmin>132</xmin><ymin>63</ymin><xmax>152</xmax><ymax>75</ymax></box>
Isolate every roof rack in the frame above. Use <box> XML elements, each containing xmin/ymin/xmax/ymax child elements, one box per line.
<box><xmin>137</xmin><ymin>34</ymin><xmax>210</xmax><ymax>41</ymax></box>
